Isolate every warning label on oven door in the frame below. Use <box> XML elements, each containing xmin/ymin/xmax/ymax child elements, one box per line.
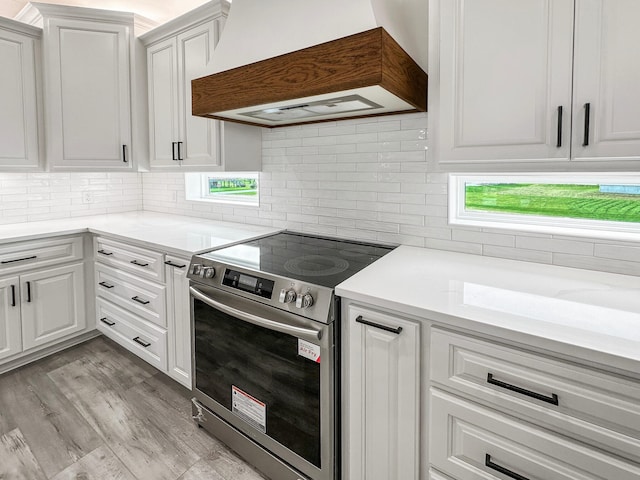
<box><xmin>231</xmin><ymin>385</ymin><xmax>266</xmax><ymax>433</ymax></box>
<box><xmin>298</xmin><ymin>339</ymin><xmax>321</xmax><ymax>363</ymax></box>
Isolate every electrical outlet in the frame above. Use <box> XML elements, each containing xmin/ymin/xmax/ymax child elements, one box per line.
<box><xmin>170</xmin><ymin>191</ymin><xmax>177</xmax><ymax>203</ymax></box>
<box><xmin>82</xmin><ymin>191</ymin><xmax>94</xmax><ymax>204</ymax></box>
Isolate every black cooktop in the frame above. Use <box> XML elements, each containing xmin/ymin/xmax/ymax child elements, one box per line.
<box><xmin>200</xmin><ymin>232</ymin><xmax>394</xmax><ymax>288</ymax></box>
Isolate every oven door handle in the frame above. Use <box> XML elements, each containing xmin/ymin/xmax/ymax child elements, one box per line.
<box><xmin>190</xmin><ymin>286</ymin><xmax>323</xmax><ymax>342</ymax></box>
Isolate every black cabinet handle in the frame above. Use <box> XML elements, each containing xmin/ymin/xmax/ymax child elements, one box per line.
<box><xmin>131</xmin><ymin>296</ymin><xmax>150</xmax><ymax>305</ymax></box>
<box><xmin>98</xmin><ymin>281</ymin><xmax>114</xmax><ymax>289</ymax></box>
<box><xmin>122</xmin><ymin>144</ymin><xmax>128</xmax><ymax>163</ymax></box>
<box><xmin>556</xmin><ymin>105</ymin><xmax>563</xmax><ymax>148</ymax></box>
<box><xmin>1</xmin><ymin>255</ymin><xmax>37</xmax><ymax>264</ymax></box>
<box><xmin>582</xmin><ymin>103</ymin><xmax>591</xmax><ymax>147</ymax></box>
<box><xmin>172</xmin><ymin>142</ymin><xmax>178</xmax><ymax>161</ymax></box>
<box><xmin>164</xmin><ymin>260</ymin><xmax>186</xmax><ymax>269</ymax></box>
<box><xmin>100</xmin><ymin>317</ymin><xmax>115</xmax><ymax>326</ymax></box>
<box><xmin>10</xmin><ymin>285</ymin><xmax>16</xmax><ymax>307</ymax></box>
<box><xmin>355</xmin><ymin>315</ymin><xmax>402</xmax><ymax>334</ymax></box>
<box><xmin>26</xmin><ymin>281</ymin><xmax>31</xmax><ymax>303</ymax></box>
<box><xmin>133</xmin><ymin>336</ymin><xmax>151</xmax><ymax>348</ymax></box>
<box><xmin>487</xmin><ymin>373</ymin><xmax>559</xmax><ymax>405</ymax></box>
<box><xmin>97</xmin><ymin>249</ymin><xmax>113</xmax><ymax>256</ymax></box>
<box><xmin>130</xmin><ymin>260</ymin><xmax>149</xmax><ymax>267</ymax></box>
<box><xmin>485</xmin><ymin>454</ymin><xmax>530</xmax><ymax>480</ymax></box>
<box><xmin>177</xmin><ymin>141</ymin><xmax>183</xmax><ymax>161</ymax></box>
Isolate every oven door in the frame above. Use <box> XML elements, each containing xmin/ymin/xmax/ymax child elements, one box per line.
<box><xmin>190</xmin><ymin>282</ymin><xmax>336</xmax><ymax>480</ymax></box>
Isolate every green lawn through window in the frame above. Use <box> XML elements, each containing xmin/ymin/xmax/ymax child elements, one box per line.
<box><xmin>465</xmin><ymin>184</ymin><xmax>640</xmax><ymax>223</ymax></box>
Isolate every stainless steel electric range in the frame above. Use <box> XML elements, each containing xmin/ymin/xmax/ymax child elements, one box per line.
<box><xmin>187</xmin><ymin>232</ymin><xmax>394</xmax><ymax>480</ymax></box>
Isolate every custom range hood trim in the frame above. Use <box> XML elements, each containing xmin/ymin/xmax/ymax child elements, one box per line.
<box><xmin>191</xmin><ymin>27</ymin><xmax>428</xmax><ymax>128</ymax></box>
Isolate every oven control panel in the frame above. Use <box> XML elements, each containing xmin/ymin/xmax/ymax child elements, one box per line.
<box><xmin>222</xmin><ymin>269</ymin><xmax>275</xmax><ymax>299</ymax></box>
<box><xmin>188</xmin><ymin>258</ymin><xmax>335</xmax><ymax>323</ymax></box>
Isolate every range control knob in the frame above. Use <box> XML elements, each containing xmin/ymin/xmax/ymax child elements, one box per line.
<box><xmin>296</xmin><ymin>292</ymin><xmax>314</xmax><ymax>309</ymax></box>
<box><xmin>191</xmin><ymin>263</ymin><xmax>203</xmax><ymax>275</ymax></box>
<box><xmin>201</xmin><ymin>267</ymin><xmax>215</xmax><ymax>279</ymax></box>
<box><xmin>279</xmin><ymin>289</ymin><xmax>297</xmax><ymax>304</ymax></box>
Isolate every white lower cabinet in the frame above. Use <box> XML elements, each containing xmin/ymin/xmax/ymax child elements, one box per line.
<box><xmin>165</xmin><ymin>255</ymin><xmax>192</xmax><ymax>388</ymax></box>
<box><xmin>20</xmin><ymin>263</ymin><xmax>85</xmax><ymax>350</ymax></box>
<box><xmin>0</xmin><ymin>276</ymin><xmax>22</xmax><ymax>361</ymax></box>
<box><xmin>429</xmin><ymin>328</ymin><xmax>640</xmax><ymax>480</ymax></box>
<box><xmin>0</xmin><ymin>236</ymin><xmax>88</xmax><ymax>368</ymax></box>
<box><xmin>94</xmin><ymin>237</ymin><xmax>192</xmax><ymax>389</ymax></box>
<box><xmin>430</xmin><ymin>389</ymin><xmax>640</xmax><ymax>480</ymax></box>
<box><xmin>343</xmin><ymin>303</ymin><xmax>421</xmax><ymax>480</ymax></box>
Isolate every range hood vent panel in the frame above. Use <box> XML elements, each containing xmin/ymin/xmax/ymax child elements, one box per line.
<box><xmin>192</xmin><ymin>27</ymin><xmax>427</xmax><ymax>128</ymax></box>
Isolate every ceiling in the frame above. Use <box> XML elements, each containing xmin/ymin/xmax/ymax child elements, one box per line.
<box><xmin>1</xmin><ymin>0</ymin><xmax>213</xmax><ymax>25</ymax></box>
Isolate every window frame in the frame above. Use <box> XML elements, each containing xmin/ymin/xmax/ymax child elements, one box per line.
<box><xmin>449</xmin><ymin>173</ymin><xmax>640</xmax><ymax>241</ymax></box>
<box><xmin>185</xmin><ymin>172</ymin><xmax>260</xmax><ymax>207</ymax></box>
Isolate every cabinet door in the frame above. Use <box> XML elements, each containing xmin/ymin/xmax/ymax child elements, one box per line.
<box><xmin>44</xmin><ymin>18</ymin><xmax>132</xmax><ymax>169</ymax></box>
<box><xmin>435</xmin><ymin>0</ymin><xmax>574</xmax><ymax>168</ymax></box>
<box><xmin>177</xmin><ymin>22</ymin><xmax>220</xmax><ymax>167</ymax></box>
<box><xmin>572</xmin><ymin>0</ymin><xmax>640</xmax><ymax>164</ymax></box>
<box><xmin>344</xmin><ymin>305</ymin><xmax>420</xmax><ymax>480</ymax></box>
<box><xmin>0</xmin><ymin>27</ymin><xmax>40</xmax><ymax>169</ymax></box>
<box><xmin>147</xmin><ymin>37</ymin><xmax>180</xmax><ymax>167</ymax></box>
<box><xmin>21</xmin><ymin>263</ymin><xmax>86</xmax><ymax>350</ymax></box>
<box><xmin>165</xmin><ymin>256</ymin><xmax>191</xmax><ymax>388</ymax></box>
<box><xmin>0</xmin><ymin>276</ymin><xmax>22</xmax><ymax>361</ymax></box>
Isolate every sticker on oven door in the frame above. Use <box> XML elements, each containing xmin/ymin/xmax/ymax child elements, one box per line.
<box><xmin>298</xmin><ymin>339</ymin><xmax>321</xmax><ymax>363</ymax></box>
<box><xmin>231</xmin><ymin>386</ymin><xmax>266</xmax><ymax>433</ymax></box>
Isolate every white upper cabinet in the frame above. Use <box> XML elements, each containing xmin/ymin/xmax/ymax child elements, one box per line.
<box><xmin>146</xmin><ymin>21</ymin><xmax>219</xmax><ymax>168</ymax></box>
<box><xmin>43</xmin><ymin>15</ymin><xmax>132</xmax><ymax>170</ymax></box>
<box><xmin>142</xmin><ymin>1</ymin><xmax>261</xmax><ymax>171</ymax></box>
<box><xmin>432</xmin><ymin>0</ymin><xmax>640</xmax><ymax>171</ymax></box>
<box><xmin>14</xmin><ymin>3</ymin><xmax>156</xmax><ymax>171</ymax></box>
<box><xmin>572</xmin><ymin>0</ymin><xmax>640</xmax><ymax>164</ymax></box>
<box><xmin>0</xmin><ymin>19</ymin><xmax>42</xmax><ymax>170</ymax></box>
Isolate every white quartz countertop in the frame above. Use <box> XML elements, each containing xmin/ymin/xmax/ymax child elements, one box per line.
<box><xmin>336</xmin><ymin>245</ymin><xmax>640</xmax><ymax>372</ymax></box>
<box><xmin>0</xmin><ymin>212</ymin><xmax>280</xmax><ymax>256</ymax></box>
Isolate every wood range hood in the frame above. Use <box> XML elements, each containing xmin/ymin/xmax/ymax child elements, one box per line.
<box><xmin>191</xmin><ymin>0</ymin><xmax>428</xmax><ymax>128</ymax></box>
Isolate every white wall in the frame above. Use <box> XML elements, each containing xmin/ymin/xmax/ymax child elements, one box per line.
<box><xmin>0</xmin><ymin>172</ymin><xmax>142</xmax><ymax>225</ymax></box>
<box><xmin>142</xmin><ymin>112</ymin><xmax>640</xmax><ymax>276</ymax></box>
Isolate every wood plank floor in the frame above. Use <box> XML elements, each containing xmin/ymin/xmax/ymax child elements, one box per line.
<box><xmin>0</xmin><ymin>336</ymin><xmax>267</xmax><ymax>480</ymax></box>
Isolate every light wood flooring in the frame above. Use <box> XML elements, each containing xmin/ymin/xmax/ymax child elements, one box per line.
<box><xmin>0</xmin><ymin>336</ymin><xmax>267</xmax><ymax>480</ymax></box>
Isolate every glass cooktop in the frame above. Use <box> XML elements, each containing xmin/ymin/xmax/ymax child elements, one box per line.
<box><xmin>200</xmin><ymin>232</ymin><xmax>394</xmax><ymax>288</ymax></box>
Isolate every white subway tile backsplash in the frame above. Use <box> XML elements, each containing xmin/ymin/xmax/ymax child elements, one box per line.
<box><xmin>0</xmin><ymin>172</ymin><xmax>141</xmax><ymax>224</ymax></box>
<box><xmin>3</xmin><ymin>112</ymin><xmax>635</xmax><ymax>277</ymax></box>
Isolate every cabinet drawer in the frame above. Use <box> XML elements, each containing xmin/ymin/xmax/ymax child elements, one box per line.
<box><xmin>94</xmin><ymin>237</ymin><xmax>164</xmax><ymax>282</ymax></box>
<box><xmin>0</xmin><ymin>236</ymin><xmax>83</xmax><ymax>275</ymax></box>
<box><xmin>96</xmin><ymin>298</ymin><xmax>167</xmax><ymax>371</ymax></box>
<box><xmin>95</xmin><ymin>263</ymin><xmax>166</xmax><ymax>328</ymax></box>
<box><xmin>430</xmin><ymin>328</ymin><xmax>640</xmax><ymax>460</ymax></box>
<box><xmin>430</xmin><ymin>389</ymin><xmax>640</xmax><ymax>480</ymax></box>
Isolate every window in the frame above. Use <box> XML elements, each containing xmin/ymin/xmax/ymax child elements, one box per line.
<box><xmin>185</xmin><ymin>172</ymin><xmax>259</xmax><ymax>206</ymax></box>
<box><xmin>449</xmin><ymin>174</ymin><xmax>640</xmax><ymax>240</ymax></box>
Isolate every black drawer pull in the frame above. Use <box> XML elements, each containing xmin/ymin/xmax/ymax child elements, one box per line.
<box><xmin>97</xmin><ymin>249</ymin><xmax>113</xmax><ymax>256</ymax></box>
<box><xmin>487</xmin><ymin>373</ymin><xmax>559</xmax><ymax>405</ymax></box>
<box><xmin>556</xmin><ymin>105</ymin><xmax>563</xmax><ymax>148</ymax></box>
<box><xmin>98</xmin><ymin>281</ymin><xmax>114</xmax><ymax>289</ymax></box>
<box><xmin>130</xmin><ymin>260</ymin><xmax>149</xmax><ymax>267</ymax></box>
<box><xmin>583</xmin><ymin>102</ymin><xmax>591</xmax><ymax>146</ymax></box>
<box><xmin>486</xmin><ymin>454</ymin><xmax>530</xmax><ymax>480</ymax></box>
<box><xmin>11</xmin><ymin>285</ymin><xmax>16</xmax><ymax>307</ymax></box>
<box><xmin>122</xmin><ymin>144</ymin><xmax>128</xmax><ymax>163</ymax></box>
<box><xmin>172</xmin><ymin>142</ymin><xmax>178</xmax><ymax>161</ymax></box>
<box><xmin>1</xmin><ymin>255</ymin><xmax>37</xmax><ymax>264</ymax></box>
<box><xmin>164</xmin><ymin>260</ymin><xmax>186</xmax><ymax>268</ymax></box>
<box><xmin>355</xmin><ymin>315</ymin><xmax>402</xmax><ymax>334</ymax></box>
<box><xmin>26</xmin><ymin>281</ymin><xmax>32</xmax><ymax>303</ymax></box>
<box><xmin>131</xmin><ymin>296</ymin><xmax>150</xmax><ymax>305</ymax></box>
<box><xmin>100</xmin><ymin>317</ymin><xmax>115</xmax><ymax>326</ymax></box>
<box><xmin>133</xmin><ymin>336</ymin><xmax>151</xmax><ymax>348</ymax></box>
